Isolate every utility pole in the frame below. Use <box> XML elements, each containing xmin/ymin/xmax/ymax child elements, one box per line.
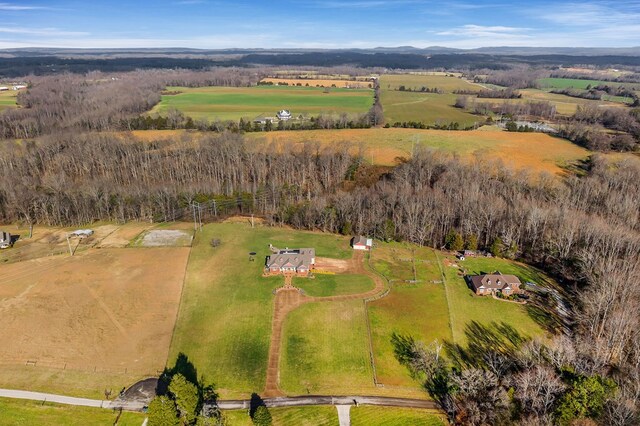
<box><xmin>198</xmin><ymin>203</ymin><xmax>203</xmax><ymax>231</ymax></box>
<box><xmin>251</xmin><ymin>214</ymin><xmax>254</xmax><ymax>228</ymax></box>
<box><xmin>212</xmin><ymin>199</ymin><xmax>217</xmax><ymax>217</ymax></box>
<box><xmin>192</xmin><ymin>202</ymin><xmax>198</xmax><ymax>232</ymax></box>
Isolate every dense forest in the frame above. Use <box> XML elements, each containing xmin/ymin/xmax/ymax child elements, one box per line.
<box><xmin>0</xmin><ymin>66</ymin><xmax>639</xmax><ymax>425</ymax></box>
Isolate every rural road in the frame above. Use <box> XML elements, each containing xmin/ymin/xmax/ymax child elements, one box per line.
<box><xmin>0</xmin><ymin>388</ymin><xmax>437</xmax><ymax>411</ymax></box>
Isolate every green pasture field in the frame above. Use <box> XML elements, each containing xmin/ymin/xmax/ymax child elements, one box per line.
<box><xmin>149</xmin><ymin>85</ymin><xmax>374</xmax><ymax>121</ymax></box>
<box><xmin>441</xmin><ymin>253</ymin><xmax>554</xmax><ymax>344</ymax></box>
<box><xmin>225</xmin><ymin>406</ymin><xmax>339</xmax><ymax>426</ymax></box>
<box><xmin>280</xmin><ymin>300</ymin><xmax>373</xmax><ymax>395</ymax></box>
<box><xmin>168</xmin><ymin>222</ymin><xmax>351</xmax><ymax>398</ymax></box>
<box><xmin>379</xmin><ymin>74</ymin><xmax>482</xmax><ymax>126</ymax></box>
<box><xmin>369</xmin><ymin>244</ymin><xmax>452</xmax><ymax>387</ymax></box>
<box><xmin>537</xmin><ymin>77</ymin><xmax>640</xmax><ymax>90</ymax></box>
<box><xmin>0</xmin><ymin>90</ymin><xmax>18</xmax><ymax>111</ymax></box>
<box><xmin>293</xmin><ymin>273</ymin><xmax>375</xmax><ymax>297</ymax></box>
<box><xmin>351</xmin><ymin>406</ymin><xmax>445</xmax><ymax>426</ymax></box>
<box><xmin>0</xmin><ymin>397</ymin><xmax>145</xmax><ymax>426</ymax></box>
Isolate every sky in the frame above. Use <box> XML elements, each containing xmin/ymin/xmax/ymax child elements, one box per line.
<box><xmin>0</xmin><ymin>0</ymin><xmax>639</xmax><ymax>49</ymax></box>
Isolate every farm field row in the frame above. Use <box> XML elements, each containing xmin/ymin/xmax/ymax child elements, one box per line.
<box><xmin>261</xmin><ymin>77</ymin><xmax>373</xmax><ymax>89</ymax></box>
<box><xmin>149</xmin><ymin>85</ymin><xmax>374</xmax><ymax>121</ymax></box>
<box><xmin>537</xmin><ymin>77</ymin><xmax>640</xmax><ymax>90</ymax></box>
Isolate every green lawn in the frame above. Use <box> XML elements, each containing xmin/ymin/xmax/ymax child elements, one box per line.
<box><xmin>280</xmin><ymin>300</ymin><xmax>373</xmax><ymax>395</ymax></box>
<box><xmin>225</xmin><ymin>406</ymin><xmax>338</xmax><ymax>425</ymax></box>
<box><xmin>381</xmin><ymin>74</ymin><xmax>478</xmax><ymax>92</ymax></box>
<box><xmin>441</xmin><ymin>253</ymin><xmax>551</xmax><ymax>344</ymax></box>
<box><xmin>0</xmin><ymin>397</ymin><xmax>145</xmax><ymax>426</ymax></box>
<box><xmin>168</xmin><ymin>223</ymin><xmax>351</xmax><ymax>398</ymax></box>
<box><xmin>369</xmin><ymin>244</ymin><xmax>452</xmax><ymax>386</ymax></box>
<box><xmin>351</xmin><ymin>406</ymin><xmax>445</xmax><ymax>426</ymax></box>
<box><xmin>293</xmin><ymin>274</ymin><xmax>375</xmax><ymax>297</ymax></box>
<box><xmin>150</xmin><ymin>85</ymin><xmax>374</xmax><ymax>121</ymax></box>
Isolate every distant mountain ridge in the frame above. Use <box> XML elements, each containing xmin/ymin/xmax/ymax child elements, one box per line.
<box><xmin>2</xmin><ymin>46</ymin><xmax>640</xmax><ymax>57</ymax></box>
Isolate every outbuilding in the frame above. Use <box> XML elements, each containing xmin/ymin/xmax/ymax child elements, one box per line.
<box><xmin>0</xmin><ymin>231</ymin><xmax>12</xmax><ymax>249</ymax></box>
<box><xmin>351</xmin><ymin>236</ymin><xmax>373</xmax><ymax>251</ymax></box>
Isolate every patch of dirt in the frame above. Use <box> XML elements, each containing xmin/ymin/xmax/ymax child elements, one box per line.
<box><xmin>314</xmin><ymin>257</ymin><xmax>351</xmax><ymax>273</ymax></box>
<box><xmin>137</xmin><ymin>230</ymin><xmax>193</xmax><ymax>247</ymax></box>
<box><xmin>97</xmin><ymin>223</ymin><xmax>153</xmax><ymax>248</ymax></box>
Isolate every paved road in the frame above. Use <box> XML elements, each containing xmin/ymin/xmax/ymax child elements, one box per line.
<box><xmin>336</xmin><ymin>405</ymin><xmax>351</xmax><ymax>426</ymax></box>
<box><xmin>217</xmin><ymin>395</ymin><xmax>437</xmax><ymax>410</ymax></box>
<box><xmin>0</xmin><ymin>388</ymin><xmax>437</xmax><ymax>412</ymax></box>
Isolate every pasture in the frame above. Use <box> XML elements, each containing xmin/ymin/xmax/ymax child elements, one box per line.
<box><xmin>380</xmin><ymin>74</ymin><xmax>481</xmax><ymax>126</ymax></box>
<box><xmin>261</xmin><ymin>77</ymin><xmax>372</xmax><ymax>89</ymax></box>
<box><xmin>537</xmin><ymin>77</ymin><xmax>640</xmax><ymax>90</ymax></box>
<box><xmin>0</xmin><ymin>243</ymin><xmax>189</xmax><ymax>398</ymax></box>
<box><xmin>249</xmin><ymin>127</ymin><xmax>590</xmax><ymax>175</ymax></box>
<box><xmin>149</xmin><ymin>85</ymin><xmax>374</xmax><ymax>121</ymax></box>
<box><xmin>368</xmin><ymin>243</ymin><xmax>553</xmax><ymax>388</ymax></box>
<box><xmin>168</xmin><ymin>222</ymin><xmax>351</xmax><ymax>398</ymax></box>
<box><xmin>293</xmin><ymin>273</ymin><xmax>375</xmax><ymax>297</ymax></box>
<box><xmin>0</xmin><ymin>90</ymin><xmax>17</xmax><ymax>111</ymax></box>
<box><xmin>0</xmin><ymin>398</ymin><xmax>145</xmax><ymax>426</ymax></box>
<box><xmin>279</xmin><ymin>300</ymin><xmax>373</xmax><ymax>395</ymax></box>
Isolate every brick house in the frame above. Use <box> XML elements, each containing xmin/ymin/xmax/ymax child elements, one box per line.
<box><xmin>468</xmin><ymin>272</ymin><xmax>522</xmax><ymax>296</ymax></box>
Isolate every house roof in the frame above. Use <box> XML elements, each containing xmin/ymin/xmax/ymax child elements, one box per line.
<box><xmin>469</xmin><ymin>272</ymin><xmax>521</xmax><ymax>291</ymax></box>
<box><xmin>352</xmin><ymin>236</ymin><xmax>372</xmax><ymax>246</ymax></box>
<box><xmin>266</xmin><ymin>248</ymin><xmax>315</xmax><ymax>270</ymax></box>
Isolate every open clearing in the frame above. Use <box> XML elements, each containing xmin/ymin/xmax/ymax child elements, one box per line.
<box><xmin>131</xmin><ymin>229</ymin><xmax>193</xmax><ymax>247</ymax></box>
<box><xmin>368</xmin><ymin>243</ymin><xmax>553</xmax><ymax>388</ymax></box>
<box><xmin>380</xmin><ymin>74</ymin><xmax>480</xmax><ymax>126</ymax></box>
<box><xmin>261</xmin><ymin>77</ymin><xmax>373</xmax><ymax>89</ymax></box>
<box><xmin>249</xmin><ymin>127</ymin><xmax>590</xmax><ymax>174</ymax></box>
<box><xmin>0</xmin><ymin>397</ymin><xmax>145</xmax><ymax>426</ymax></box>
<box><xmin>149</xmin><ymin>85</ymin><xmax>374</xmax><ymax>121</ymax></box>
<box><xmin>537</xmin><ymin>77</ymin><xmax>640</xmax><ymax>90</ymax></box>
<box><xmin>0</xmin><ymin>90</ymin><xmax>18</xmax><ymax>111</ymax></box>
<box><xmin>280</xmin><ymin>300</ymin><xmax>373</xmax><ymax>395</ymax></box>
<box><xmin>168</xmin><ymin>222</ymin><xmax>351</xmax><ymax>399</ymax></box>
<box><xmin>0</xmin><ymin>246</ymin><xmax>189</xmax><ymax>398</ymax></box>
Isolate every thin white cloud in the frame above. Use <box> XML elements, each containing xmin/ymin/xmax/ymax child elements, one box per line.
<box><xmin>437</xmin><ymin>25</ymin><xmax>529</xmax><ymax>37</ymax></box>
<box><xmin>0</xmin><ymin>3</ymin><xmax>46</xmax><ymax>10</ymax></box>
<box><xmin>0</xmin><ymin>27</ymin><xmax>89</xmax><ymax>36</ymax></box>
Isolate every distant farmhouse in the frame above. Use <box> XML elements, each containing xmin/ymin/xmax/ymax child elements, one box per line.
<box><xmin>0</xmin><ymin>231</ymin><xmax>12</xmax><ymax>249</ymax></box>
<box><xmin>468</xmin><ymin>272</ymin><xmax>522</xmax><ymax>296</ymax></box>
<box><xmin>265</xmin><ymin>247</ymin><xmax>316</xmax><ymax>276</ymax></box>
<box><xmin>276</xmin><ymin>109</ymin><xmax>292</xmax><ymax>121</ymax></box>
<box><xmin>351</xmin><ymin>236</ymin><xmax>373</xmax><ymax>251</ymax></box>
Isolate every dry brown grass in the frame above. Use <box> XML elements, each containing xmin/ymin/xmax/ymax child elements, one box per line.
<box><xmin>261</xmin><ymin>78</ymin><xmax>372</xmax><ymax>89</ymax></box>
<box><xmin>0</xmin><ymin>246</ymin><xmax>189</xmax><ymax>396</ymax></box>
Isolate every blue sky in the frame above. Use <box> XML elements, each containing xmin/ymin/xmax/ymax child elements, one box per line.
<box><xmin>1</xmin><ymin>0</ymin><xmax>639</xmax><ymax>49</ymax></box>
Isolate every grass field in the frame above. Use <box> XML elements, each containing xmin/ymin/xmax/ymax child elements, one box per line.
<box><xmin>280</xmin><ymin>300</ymin><xmax>373</xmax><ymax>395</ymax></box>
<box><xmin>537</xmin><ymin>77</ymin><xmax>640</xmax><ymax>90</ymax></box>
<box><xmin>249</xmin><ymin>127</ymin><xmax>590</xmax><ymax>175</ymax></box>
<box><xmin>168</xmin><ymin>222</ymin><xmax>351</xmax><ymax>398</ymax></box>
<box><xmin>441</xmin><ymin>253</ymin><xmax>553</xmax><ymax>344</ymax></box>
<box><xmin>261</xmin><ymin>77</ymin><xmax>372</xmax><ymax>89</ymax></box>
<box><xmin>293</xmin><ymin>274</ymin><xmax>375</xmax><ymax>297</ymax></box>
<box><xmin>380</xmin><ymin>74</ymin><xmax>480</xmax><ymax>126</ymax></box>
<box><xmin>369</xmin><ymin>244</ymin><xmax>452</xmax><ymax>387</ymax></box>
<box><xmin>351</xmin><ymin>406</ymin><xmax>445</xmax><ymax>426</ymax></box>
<box><xmin>0</xmin><ymin>398</ymin><xmax>145</xmax><ymax>426</ymax></box>
<box><xmin>149</xmin><ymin>85</ymin><xmax>373</xmax><ymax>121</ymax></box>
<box><xmin>0</xmin><ymin>244</ymin><xmax>188</xmax><ymax>398</ymax></box>
<box><xmin>225</xmin><ymin>406</ymin><xmax>339</xmax><ymax>426</ymax></box>
<box><xmin>0</xmin><ymin>90</ymin><xmax>18</xmax><ymax>111</ymax></box>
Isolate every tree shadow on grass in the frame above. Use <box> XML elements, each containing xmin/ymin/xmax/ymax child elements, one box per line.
<box><xmin>249</xmin><ymin>393</ymin><xmax>267</xmax><ymax>419</ymax></box>
<box><xmin>443</xmin><ymin>321</ymin><xmax>528</xmax><ymax>371</ymax></box>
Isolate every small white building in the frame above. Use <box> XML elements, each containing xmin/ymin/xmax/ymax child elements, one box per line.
<box><xmin>12</xmin><ymin>85</ymin><xmax>27</xmax><ymax>91</ymax></box>
<box><xmin>0</xmin><ymin>86</ymin><xmax>8</xmax><ymax>92</ymax></box>
<box><xmin>0</xmin><ymin>231</ymin><xmax>12</xmax><ymax>249</ymax></box>
<box><xmin>276</xmin><ymin>110</ymin><xmax>292</xmax><ymax>121</ymax></box>
<box><xmin>70</xmin><ymin>229</ymin><xmax>94</xmax><ymax>239</ymax></box>
<box><xmin>351</xmin><ymin>236</ymin><xmax>373</xmax><ymax>251</ymax></box>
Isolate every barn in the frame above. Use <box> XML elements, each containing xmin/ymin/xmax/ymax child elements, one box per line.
<box><xmin>351</xmin><ymin>236</ymin><xmax>373</xmax><ymax>251</ymax></box>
